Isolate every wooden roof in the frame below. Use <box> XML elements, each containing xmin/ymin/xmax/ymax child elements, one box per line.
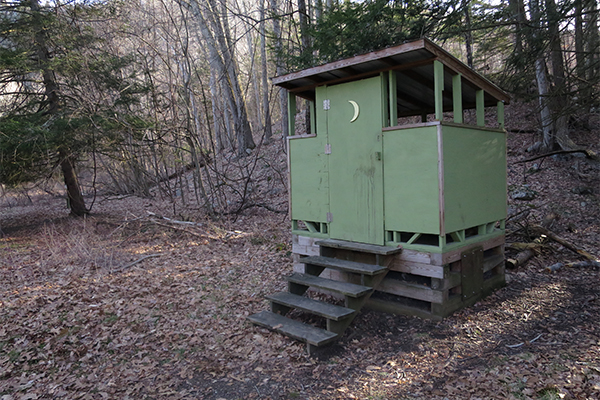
<box><xmin>272</xmin><ymin>38</ymin><xmax>510</xmax><ymax>117</ymax></box>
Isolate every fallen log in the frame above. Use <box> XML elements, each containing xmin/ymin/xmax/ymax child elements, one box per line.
<box><xmin>507</xmin><ymin>242</ymin><xmax>545</xmax><ymax>251</ymax></box>
<box><xmin>506</xmin><ymin>249</ymin><xmax>536</xmax><ymax>269</ymax></box>
<box><xmin>515</xmin><ymin>149</ymin><xmax>599</xmax><ymax>164</ymax></box>
<box><xmin>545</xmin><ymin>260</ymin><xmax>600</xmax><ymax>273</ymax></box>
<box><xmin>530</xmin><ymin>225</ymin><xmax>598</xmax><ymax>262</ymax></box>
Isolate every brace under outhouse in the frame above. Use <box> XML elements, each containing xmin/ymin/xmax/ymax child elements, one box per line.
<box><xmin>249</xmin><ymin>39</ymin><xmax>509</xmax><ymax>351</ymax></box>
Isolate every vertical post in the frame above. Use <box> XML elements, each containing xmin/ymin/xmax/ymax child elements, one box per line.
<box><xmin>380</xmin><ymin>72</ymin><xmax>389</xmax><ymax>127</ymax></box>
<box><xmin>476</xmin><ymin>89</ymin><xmax>485</xmax><ymax>127</ymax></box>
<box><xmin>389</xmin><ymin>70</ymin><xmax>398</xmax><ymax>127</ymax></box>
<box><xmin>497</xmin><ymin>100</ymin><xmax>505</xmax><ymax>129</ymax></box>
<box><xmin>434</xmin><ymin>60</ymin><xmax>444</xmax><ymax>121</ymax></box>
<box><xmin>287</xmin><ymin>92</ymin><xmax>296</xmax><ymax>136</ymax></box>
<box><xmin>452</xmin><ymin>74</ymin><xmax>463</xmax><ymax>124</ymax></box>
<box><xmin>309</xmin><ymin>100</ymin><xmax>316</xmax><ymax>134</ymax></box>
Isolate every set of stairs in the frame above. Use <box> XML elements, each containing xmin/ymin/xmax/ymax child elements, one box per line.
<box><xmin>248</xmin><ymin>239</ymin><xmax>402</xmax><ymax>353</ymax></box>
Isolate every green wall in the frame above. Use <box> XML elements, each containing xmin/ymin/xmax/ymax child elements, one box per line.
<box><xmin>289</xmin><ymin>135</ymin><xmax>329</xmax><ymax>223</ymax></box>
<box><xmin>443</xmin><ymin>125</ymin><xmax>506</xmax><ymax>233</ymax></box>
<box><xmin>383</xmin><ymin>126</ymin><xmax>440</xmax><ymax>234</ymax></box>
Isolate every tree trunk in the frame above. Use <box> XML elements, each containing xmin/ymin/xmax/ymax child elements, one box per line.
<box><xmin>297</xmin><ymin>0</ymin><xmax>312</xmax><ymax>133</ymax></box>
<box><xmin>529</xmin><ymin>0</ymin><xmax>554</xmax><ymax>152</ymax></box>
<box><xmin>546</xmin><ymin>0</ymin><xmax>574</xmax><ymax>150</ymax></box>
<box><xmin>186</xmin><ymin>0</ymin><xmax>254</xmax><ymax>156</ymax></box>
<box><xmin>31</xmin><ymin>0</ymin><xmax>87</xmax><ymax>216</ymax></box>
<box><xmin>462</xmin><ymin>0</ymin><xmax>474</xmax><ymax>68</ymax></box>
<box><xmin>247</xmin><ymin>27</ymin><xmax>264</xmax><ymax>133</ymax></box>
<box><xmin>260</xmin><ymin>0</ymin><xmax>272</xmax><ymax>142</ymax></box>
<box><xmin>270</xmin><ymin>0</ymin><xmax>288</xmax><ymax>139</ymax></box>
<box><xmin>509</xmin><ymin>0</ymin><xmax>527</xmax><ymax>56</ymax></box>
<box><xmin>209</xmin><ymin>69</ymin><xmax>225</xmax><ymax>151</ymax></box>
<box><xmin>575</xmin><ymin>0</ymin><xmax>590</xmax><ymax>128</ymax></box>
<box><xmin>535</xmin><ymin>58</ymin><xmax>554</xmax><ymax>151</ymax></box>
<box><xmin>60</xmin><ymin>150</ymin><xmax>88</xmax><ymax>216</ymax></box>
<box><xmin>586</xmin><ymin>0</ymin><xmax>599</xmax><ymax>80</ymax></box>
<box><xmin>205</xmin><ymin>0</ymin><xmax>255</xmax><ymax>156</ymax></box>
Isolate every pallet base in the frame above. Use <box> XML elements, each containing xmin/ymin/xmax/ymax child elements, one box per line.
<box><xmin>293</xmin><ymin>234</ymin><xmax>506</xmax><ymax>319</ymax></box>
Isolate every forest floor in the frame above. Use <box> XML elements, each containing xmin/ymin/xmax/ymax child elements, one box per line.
<box><xmin>1</xmin><ymin>103</ymin><xmax>600</xmax><ymax>400</ymax></box>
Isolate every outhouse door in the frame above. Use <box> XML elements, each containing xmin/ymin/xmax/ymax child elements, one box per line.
<box><xmin>326</xmin><ymin>76</ymin><xmax>385</xmax><ymax>245</ymax></box>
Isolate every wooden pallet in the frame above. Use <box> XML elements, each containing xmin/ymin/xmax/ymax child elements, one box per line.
<box><xmin>292</xmin><ymin>234</ymin><xmax>506</xmax><ymax>320</ymax></box>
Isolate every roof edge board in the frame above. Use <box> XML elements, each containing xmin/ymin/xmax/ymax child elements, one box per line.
<box><xmin>286</xmin><ymin>58</ymin><xmax>436</xmax><ymax>95</ymax></box>
<box><xmin>272</xmin><ymin>38</ymin><xmax>427</xmax><ymax>86</ymax></box>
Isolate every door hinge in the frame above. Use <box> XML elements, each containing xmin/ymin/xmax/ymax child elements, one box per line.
<box><xmin>323</xmin><ymin>99</ymin><xmax>330</xmax><ymax>110</ymax></box>
<box><xmin>326</xmin><ymin>212</ymin><xmax>333</xmax><ymax>223</ymax></box>
<box><xmin>325</xmin><ymin>144</ymin><xmax>331</xmax><ymax>154</ymax></box>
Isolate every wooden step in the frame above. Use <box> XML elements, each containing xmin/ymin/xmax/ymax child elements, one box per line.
<box><xmin>247</xmin><ymin>310</ymin><xmax>338</xmax><ymax>347</ymax></box>
<box><xmin>287</xmin><ymin>273</ymin><xmax>372</xmax><ymax>297</ymax></box>
<box><xmin>300</xmin><ymin>255</ymin><xmax>387</xmax><ymax>275</ymax></box>
<box><xmin>316</xmin><ymin>239</ymin><xmax>403</xmax><ymax>255</ymax></box>
<box><xmin>267</xmin><ymin>292</ymin><xmax>355</xmax><ymax>321</ymax></box>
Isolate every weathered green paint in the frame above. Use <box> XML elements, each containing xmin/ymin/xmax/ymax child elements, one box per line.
<box><xmin>476</xmin><ymin>90</ymin><xmax>485</xmax><ymax>126</ymax></box>
<box><xmin>289</xmin><ymin>134</ymin><xmax>329</xmax><ymax>223</ymax></box>
<box><xmin>389</xmin><ymin>70</ymin><xmax>398</xmax><ymax>126</ymax></box>
<box><xmin>381</xmin><ymin>72</ymin><xmax>389</xmax><ymax>128</ymax></box>
<box><xmin>452</xmin><ymin>74</ymin><xmax>463</xmax><ymax>123</ymax></box>
<box><xmin>383</xmin><ymin>125</ymin><xmax>440</xmax><ymax>234</ymax></box>
<box><xmin>327</xmin><ymin>76</ymin><xmax>385</xmax><ymax>245</ymax></box>
<box><xmin>434</xmin><ymin>60</ymin><xmax>444</xmax><ymax>120</ymax></box>
<box><xmin>287</xmin><ymin>92</ymin><xmax>297</xmax><ymax>136</ymax></box>
<box><xmin>309</xmin><ymin>100</ymin><xmax>316</xmax><ymax>134</ymax></box>
<box><xmin>285</xmin><ymin>64</ymin><xmax>506</xmax><ymax>251</ymax></box>
<box><xmin>497</xmin><ymin>101</ymin><xmax>505</xmax><ymax>129</ymax></box>
<box><xmin>442</xmin><ymin>125</ymin><xmax>507</xmax><ymax>233</ymax></box>
<box><xmin>316</xmin><ymin>86</ymin><xmax>328</xmax><ymax>135</ymax></box>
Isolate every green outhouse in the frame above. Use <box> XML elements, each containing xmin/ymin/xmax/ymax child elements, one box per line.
<box><xmin>249</xmin><ymin>39</ymin><xmax>509</xmax><ymax>351</ymax></box>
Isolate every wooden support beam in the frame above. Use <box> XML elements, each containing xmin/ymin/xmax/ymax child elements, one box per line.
<box><xmin>497</xmin><ymin>100</ymin><xmax>505</xmax><ymax>129</ymax></box>
<box><xmin>288</xmin><ymin>92</ymin><xmax>296</xmax><ymax>136</ymax></box>
<box><xmin>309</xmin><ymin>100</ymin><xmax>316</xmax><ymax>134</ymax></box>
<box><xmin>476</xmin><ymin>89</ymin><xmax>485</xmax><ymax>126</ymax></box>
<box><xmin>452</xmin><ymin>74</ymin><xmax>463</xmax><ymax>123</ymax></box>
<box><xmin>381</xmin><ymin>72</ymin><xmax>389</xmax><ymax>127</ymax></box>
<box><xmin>434</xmin><ymin>60</ymin><xmax>444</xmax><ymax>120</ymax></box>
<box><xmin>389</xmin><ymin>70</ymin><xmax>398</xmax><ymax>127</ymax></box>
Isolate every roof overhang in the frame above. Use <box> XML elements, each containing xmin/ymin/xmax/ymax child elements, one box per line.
<box><xmin>272</xmin><ymin>38</ymin><xmax>510</xmax><ymax>116</ymax></box>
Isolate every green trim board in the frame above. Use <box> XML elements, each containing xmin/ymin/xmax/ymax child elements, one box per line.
<box><xmin>389</xmin><ymin>71</ymin><xmax>398</xmax><ymax>126</ymax></box>
<box><xmin>288</xmin><ymin>92</ymin><xmax>297</xmax><ymax>136</ymax></box>
<box><xmin>434</xmin><ymin>60</ymin><xmax>444</xmax><ymax>120</ymax></box>
<box><xmin>476</xmin><ymin>90</ymin><xmax>485</xmax><ymax>126</ymax></box>
<box><xmin>497</xmin><ymin>101</ymin><xmax>505</xmax><ymax>129</ymax></box>
<box><xmin>452</xmin><ymin>74</ymin><xmax>463</xmax><ymax>123</ymax></box>
<box><xmin>384</xmin><ymin>227</ymin><xmax>504</xmax><ymax>253</ymax></box>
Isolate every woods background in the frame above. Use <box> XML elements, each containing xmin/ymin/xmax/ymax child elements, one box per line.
<box><xmin>1</xmin><ymin>0</ymin><xmax>598</xmax><ymax>216</ymax></box>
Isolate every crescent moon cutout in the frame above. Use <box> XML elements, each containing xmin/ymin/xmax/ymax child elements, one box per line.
<box><xmin>349</xmin><ymin>100</ymin><xmax>359</xmax><ymax>123</ymax></box>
